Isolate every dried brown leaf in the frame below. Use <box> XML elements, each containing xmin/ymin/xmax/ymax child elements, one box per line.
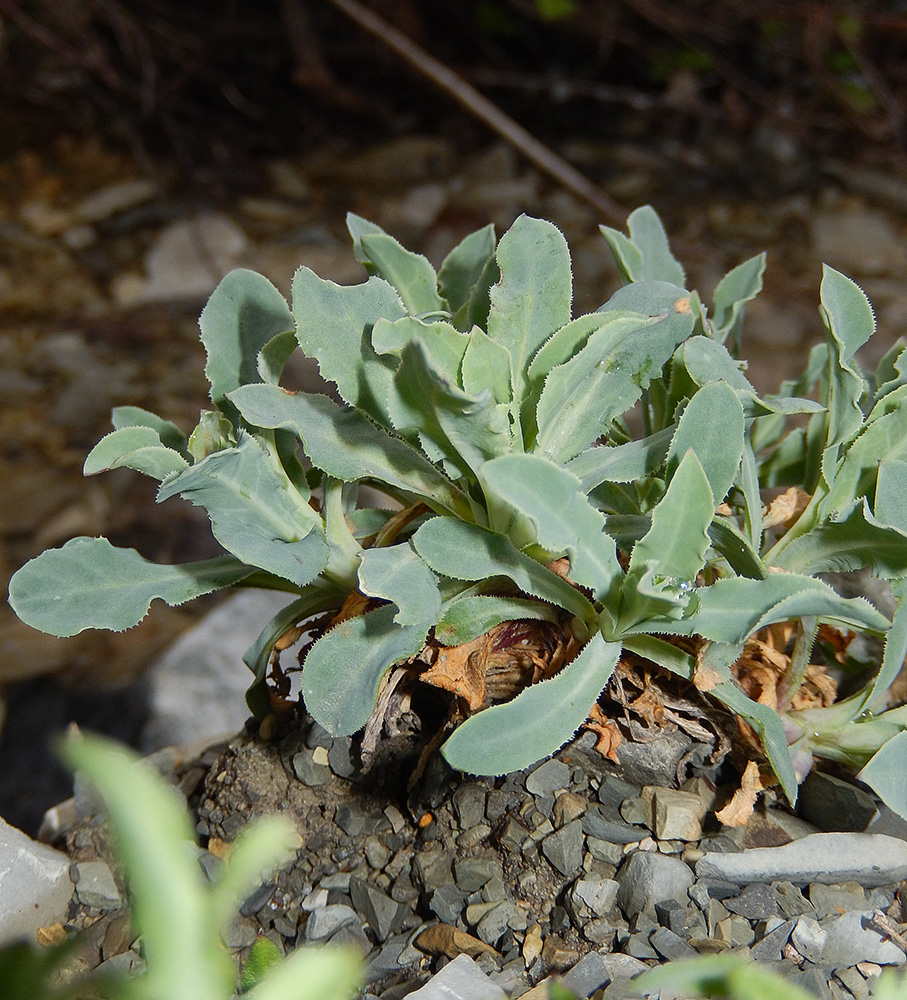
<box><xmin>415</xmin><ymin>923</ymin><xmax>499</xmax><ymax>959</ymax></box>
<box><xmin>714</xmin><ymin>759</ymin><xmax>768</xmax><ymax>827</ymax></box>
<box><xmin>585</xmin><ymin>704</ymin><xmax>623</xmax><ymax>762</ymax></box>
<box><xmin>763</xmin><ymin>487</ymin><xmax>811</xmax><ymax>529</ymax></box>
<box><xmin>420</xmin><ymin>633</ymin><xmax>491</xmax><ymax>710</ymax></box>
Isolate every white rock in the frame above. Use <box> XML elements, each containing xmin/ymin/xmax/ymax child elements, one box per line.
<box><xmin>696</xmin><ymin>833</ymin><xmax>907</xmax><ymax>887</ymax></box>
<box><xmin>823</xmin><ymin>910</ymin><xmax>907</xmax><ymax>967</ymax></box>
<box><xmin>137</xmin><ymin>213</ymin><xmax>249</xmax><ymax>303</ymax></box>
<box><xmin>406</xmin><ymin>953</ymin><xmax>506</xmax><ymax>1000</ymax></box>
<box><xmin>641</xmin><ymin>786</ymin><xmax>708</xmax><ymax>841</ymax></box>
<box><xmin>0</xmin><ymin>815</ymin><xmax>74</xmax><ymax>945</ymax></box>
<box><xmin>140</xmin><ymin>589</ymin><xmax>295</xmax><ymax>752</ymax></box>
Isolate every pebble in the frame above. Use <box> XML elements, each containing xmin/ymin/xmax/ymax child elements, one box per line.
<box><xmin>303</xmin><ymin>903</ymin><xmax>360</xmax><ymax>941</ymax></box>
<box><xmin>641</xmin><ymin>786</ymin><xmax>708</xmax><ymax>842</ymax></box>
<box><xmin>697</xmin><ymin>833</ymin><xmax>907</xmax><ymax>887</ymax></box>
<box><xmin>454</xmin><ymin>857</ymin><xmax>501</xmax><ymax>893</ymax></box>
<box><xmin>797</xmin><ymin>771</ymin><xmax>879</xmax><ymax>833</ymax></box>
<box><xmin>541</xmin><ymin>820</ymin><xmax>584</xmax><ymax>876</ymax></box>
<box><xmin>615</xmin><ymin>850</ymin><xmax>694</xmax><ymax>919</ymax></box>
<box><xmin>525</xmin><ymin>759</ymin><xmax>570</xmax><ymax>798</ymax></box>
<box><xmin>405</xmin><ymin>954</ymin><xmax>506</xmax><ymax>1000</ymax></box>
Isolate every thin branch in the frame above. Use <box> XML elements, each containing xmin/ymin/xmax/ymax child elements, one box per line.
<box><xmin>324</xmin><ymin>0</ymin><xmax>627</xmax><ymax>224</ymax></box>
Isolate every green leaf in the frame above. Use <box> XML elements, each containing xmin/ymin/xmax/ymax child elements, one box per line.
<box><xmin>412</xmin><ymin>517</ymin><xmax>597</xmax><ymax>624</ymax></box>
<box><xmin>371</xmin><ymin>315</ymin><xmax>470</xmax><ymax>384</ymax></box>
<box><xmin>435</xmin><ymin>595</ymin><xmax>560</xmax><ymax>646</ymax></box>
<box><xmin>302</xmin><ymin>604</ymin><xmax>429</xmax><ymax>736</ymax></box>
<box><xmin>565</xmin><ymin>427</ymin><xmax>674</xmax><ymax>491</ymax></box>
<box><xmin>84</xmin><ymin>426</ymin><xmax>189</xmax><ymax>481</ymax></box>
<box><xmin>9</xmin><ymin>538</ymin><xmax>252</xmax><ymax>637</ymax></box>
<box><xmin>479</xmin><ymin>454</ymin><xmax>621</xmax><ymax>603</ymax></box>
<box><xmin>256</xmin><ymin>329</ymin><xmax>299</xmax><ymax>384</ymax></box>
<box><xmin>347</xmin><ymin>213</ymin><xmax>444</xmax><ymax>316</ymax></box>
<box><xmin>858</xmin><ymin>730</ymin><xmax>907</xmax><ymax>821</ymax></box>
<box><xmin>535</xmin><ymin>293</ymin><xmax>694</xmax><ymax>461</ymax></box>
<box><xmin>240</xmin><ymin>937</ymin><xmax>283</xmax><ymax>992</ymax></box>
<box><xmin>461</xmin><ymin>326</ymin><xmax>512</xmax><ymax>404</ymax></box>
<box><xmin>441</xmin><ymin>632</ymin><xmax>622</xmax><ymax>775</ymax></box>
<box><xmin>389</xmin><ymin>340</ymin><xmax>511</xmax><ymax>479</ymax></box>
<box><xmin>711</xmin><ymin>252</ymin><xmax>766</xmax><ymax>347</ymax></box>
<box><xmin>228</xmin><ymin>385</ymin><xmax>470</xmax><ymax>518</ymax></box>
<box><xmin>771</xmin><ymin>498</ymin><xmax>907</xmax><ymax>578</ymax></box>
<box><xmin>526</xmin><ymin>312</ymin><xmax>614</xmax><ymax>390</ymax></box>
<box><xmin>635</xmin><ymin>954</ymin><xmax>817</xmax><ymax>1000</ymax></box>
<box><xmin>820</xmin><ymin>264</ymin><xmax>874</xmax><ymax>452</ymax></box>
<box><xmin>437</xmin><ymin>223</ymin><xmax>496</xmax><ymax>316</ymax></box>
<box><xmin>291</xmin><ymin>266</ymin><xmax>405</xmax><ymax>426</ymax></box>
<box><xmin>711</xmin><ymin>681</ymin><xmax>799</xmax><ymax>804</ymax></box>
<box><xmin>626</xmin><ymin>449</ymin><xmax>714</xmax><ymax>585</ymax></box>
<box><xmin>358</xmin><ymin>542</ymin><xmax>442</xmax><ymax>627</ymax></box>
<box><xmin>600</xmin><ymin>205</ymin><xmax>686</xmax><ymax>285</ymax></box>
<box><xmin>246</xmin><ymin>946</ymin><xmax>362</xmax><ymax>1000</ymax></box>
<box><xmin>111</xmin><ymin>405</ymin><xmax>188</xmax><ymax>455</ymax></box>
<box><xmin>875</xmin><ymin>458</ymin><xmax>907</xmax><ymax>533</ymax></box>
<box><xmin>634</xmin><ymin>573</ymin><xmax>891</xmax><ymax>642</ymax></box>
<box><xmin>61</xmin><ymin>733</ymin><xmax>231</xmax><ymax>1000</ymax></box>
<box><xmin>667</xmin><ymin>381</ymin><xmax>745</xmax><ymax>504</ymax></box>
<box><xmin>188</xmin><ymin>410</ymin><xmax>237</xmax><ymax>462</ymax></box>
<box><xmin>199</xmin><ymin>269</ymin><xmax>294</xmax><ymax>408</ymax></box>
<box><xmin>708</xmin><ymin>517</ymin><xmax>766</xmax><ymax>579</ymax></box>
<box><xmin>488</xmin><ymin>215</ymin><xmax>572</xmax><ymax>440</ymax></box>
<box><xmin>158</xmin><ymin>433</ymin><xmax>327</xmax><ymax>588</ymax></box>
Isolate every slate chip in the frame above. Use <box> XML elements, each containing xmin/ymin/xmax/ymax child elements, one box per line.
<box><xmin>723</xmin><ymin>882</ymin><xmax>780</xmax><ymax>920</ymax></box>
<box><xmin>541</xmin><ymin>819</ymin><xmax>584</xmax><ymax>876</ymax></box>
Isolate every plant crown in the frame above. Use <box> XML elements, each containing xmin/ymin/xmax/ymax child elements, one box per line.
<box><xmin>10</xmin><ymin>207</ymin><xmax>907</xmax><ymax>814</ymax></box>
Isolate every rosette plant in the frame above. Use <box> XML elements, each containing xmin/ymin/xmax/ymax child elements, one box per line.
<box><xmin>11</xmin><ymin>207</ymin><xmax>907</xmax><ymax>814</ymax></box>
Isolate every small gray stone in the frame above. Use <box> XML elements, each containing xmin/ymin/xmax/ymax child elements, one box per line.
<box><xmin>222</xmin><ymin>914</ymin><xmax>258</xmax><ymax>949</ymax></box>
<box><xmin>240</xmin><ymin>881</ymin><xmax>275</xmax><ymax>916</ymax></box>
<box><xmin>570</xmin><ymin>877</ymin><xmax>619</xmax><ymax>917</ymax></box>
<box><xmin>497</xmin><ymin>817</ymin><xmax>529</xmax><ymax>854</ymax></box>
<box><xmin>649</xmin><ymin>925</ymin><xmax>697</xmax><ymax>960</ymax></box>
<box><xmin>619</xmin><ymin>797</ymin><xmax>649</xmax><ymax>827</ymax></box>
<box><xmin>454</xmin><ymin>857</ymin><xmax>501</xmax><ymax>893</ymax></box>
<box><xmin>696</xmin><ymin>833</ymin><xmax>907</xmax><ymax>887</ymax></box>
<box><xmin>798</xmin><ymin>771</ymin><xmax>879</xmax><ymax>832</ymax></box>
<box><xmin>791</xmin><ymin>915</ymin><xmax>828</xmax><ymax>963</ymax></box>
<box><xmin>525</xmin><ymin>759</ymin><xmax>571</xmax><ymax>798</ymax></box>
<box><xmin>724</xmin><ymin>883</ymin><xmax>780</xmax><ymax>920</ymax></box>
<box><xmin>750</xmin><ymin>918</ymin><xmax>793</xmax><ymax>961</ymax></box>
<box><xmin>304</xmin><ymin>904</ymin><xmax>359</xmax><ymax>941</ymax></box>
<box><xmin>586</xmin><ymin>837</ymin><xmax>625</xmax><ymax>865</ymax></box>
<box><xmin>364</xmin><ymin>835</ymin><xmax>391</xmax><ymax>871</ymax></box>
<box><xmin>601</xmin><ymin>952</ymin><xmax>649</xmax><ymax>981</ymax></box>
<box><xmin>477</xmin><ymin>902</ymin><xmax>522</xmax><ymax>945</ymax></box>
<box><xmin>326</xmin><ymin>920</ymin><xmax>372</xmax><ymax>952</ymax></box>
<box><xmin>430</xmin><ymin>884</ymin><xmax>468</xmax><ymax>924</ymax></box>
<box><xmin>198</xmin><ymin>851</ymin><xmax>225</xmax><ymax>882</ymax></box>
<box><xmin>560</xmin><ymin>952</ymin><xmax>611</xmax><ymax>996</ymax></box>
<box><xmin>808</xmin><ymin>881</ymin><xmax>868</xmax><ymax>917</ymax></box>
<box><xmin>598</xmin><ymin>775</ymin><xmax>641</xmax><ymax>811</ymax></box>
<box><xmin>823</xmin><ymin>910</ymin><xmax>907</xmax><ymax>967</ymax></box>
<box><xmin>350</xmin><ymin>877</ymin><xmax>407</xmax><ymax>943</ymax></box>
<box><xmin>74</xmin><ymin>861</ymin><xmax>121</xmax><ymax>910</ymax></box>
<box><xmin>616</xmin><ymin>850</ymin><xmax>694</xmax><ymax>919</ymax></box>
<box><xmin>453</xmin><ymin>784</ymin><xmax>487</xmax><ymax>830</ymax></box>
<box><xmin>328</xmin><ymin>738</ymin><xmax>357</xmax><ymax>779</ymax></box>
<box><xmin>541</xmin><ymin>820</ymin><xmax>584</xmax><ymax>876</ymax></box>
<box><xmin>306</xmin><ymin>722</ymin><xmax>334</xmax><ymax>749</ymax></box>
<box><xmin>582</xmin><ymin>805</ymin><xmax>644</xmax><ymax>844</ymax></box>
<box><xmin>458</xmin><ymin>824</ymin><xmax>492</xmax><ymax>850</ymax></box>
<box><xmin>773</xmin><ymin>881</ymin><xmax>814</xmax><ymax>918</ymax></box>
<box><xmin>406</xmin><ymin>953</ymin><xmax>506</xmax><ymax>1000</ymax></box>
<box><xmin>335</xmin><ymin>802</ymin><xmax>383</xmax><ymax>837</ymax></box>
<box><xmin>292</xmin><ymin>749</ymin><xmax>331</xmax><ymax>786</ymax></box>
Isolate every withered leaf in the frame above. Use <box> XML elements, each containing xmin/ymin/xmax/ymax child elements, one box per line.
<box><xmin>763</xmin><ymin>487</ymin><xmax>811</xmax><ymax>529</ymax></box>
<box><xmin>715</xmin><ymin>759</ymin><xmax>769</xmax><ymax>827</ymax></box>
<box><xmin>415</xmin><ymin>923</ymin><xmax>499</xmax><ymax>959</ymax></box>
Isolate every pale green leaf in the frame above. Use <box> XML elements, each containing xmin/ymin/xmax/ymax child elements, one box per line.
<box><xmin>291</xmin><ymin>266</ymin><xmax>405</xmax><ymax>426</ymax></box>
<box><xmin>9</xmin><ymin>538</ymin><xmax>251</xmax><ymax>637</ymax></box>
<box><xmin>711</xmin><ymin>682</ymin><xmax>799</xmax><ymax>804</ymax></box>
<box><xmin>412</xmin><ymin>517</ymin><xmax>596</xmax><ymax>624</ymax></box>
<box><xmin>627</xmin><ymin>449</ymin><xmax>714</xmax><ymax>584</ymax></box>
<box><xmin>858</xmin><ymin>730</ymin><xmax>907</xmax><ymax>821</ymax></box>
<box><xmin>875</xmin><ymin>458</ymin><xmax>907</xmax><ymax>534</ymax></box>
<box><xmin>711</xmin><ymin>252</ymin><xmax>766</xmax><ymax>347</ymax></box>
<box><xmin>302</xmin><ymin>604</ymin><xmax>429</xmax><ymax>736</ymax></box>
<box><xmin>633</xmin><ymin>573</ymin><xmax>891</xmax><ymax>642</ymax></box>
<box><xmin>600</xmin><ymin>205</ymin><xmax>685</xmax><ymax>285</ymax></box>
<box><xmin>228</xmin><ymin>384</ymin><xmax>470</xmax><ymax>518</ymax></box>
<box><xmin>187</xmin><ymin>410</ymin><xmax>236</xmax><ymax>462</ymax></box>
<box><xmin>347</xmin><ymin>213</ymin><xmax>444</xmax><ymax>316</ymax></box>
<box><xmin>389</xmin><ymin>340</ymin><xmax>511</xmax><ymax>479</ymax></box>
<box><xmin>675</xmin><ymin>336</ymin><xmax>754</xmax><ymax>392</ymax></box>
<box><xmin>84</xmin><ymin>426</ymin><xmax>189</xmax><ymax>481</ymax></box>
<box><xmin>256</xmin><ymin>329</ymin><xmax>298</xmax><ymax>384</ymax></box>
<box><xmin>479</xmin><ymin>454</ymin><xmax>621</xmax><ymax>602</ymax></box>
<box><xmin>437</xmin><ymin>223</ymin><xmax>496</xmax><ymax>315</ymax></box>
<box><xmin>565</xmin><ymin>427</ymin><xmax>674</xmax><ymax>491</ymax></box>
<box><xmin>461</xmin><ymin>326</ymin><xmax>512</xmax><ymax>404</ymax></box>
<box><xmin>526</xmin><ymin>312</ymin><xmax>613</xmax><ymax>390</ymax></box>
<box><xmin>357</xmin><ymin>542</ymin><xmax>442</xmax><ymax>626</ymax></box>
<box><xmin>61</xmin><ymin>734</ymin><xmax>230</xmax><ymax>1000</ymax></box>
<box><xmin>635</xmin><ymin>954</ymin><xmax>817</xmax><ymax>1000</ymax></box>
<box><xmin>441</xmin><ymin>632</ymin><xmax>621</xmax><ymax>775</ymax></box>
<box><xmin>667</xmin><ymin>381</ymin><xmax>745</xmax><ymax>504</ymax></box>
<box><xmin>535</xmin><ymin>293</ymin><xmax>694</xmax><ymax>461</ymax></box>
<box><xmin>488</xmin><ymin>215</ymin><xmax>572</xmax><ymax>436</ymax></box>
<box><xmin>158</xmin><ymin>433</ymin><xmax>327</xmax><ymax>587</ymax></box>
<box><xmin>708</xmin><ymin>517</ymin><xmax>766</xmax><ymax>579</ymax></box>
<box><xmin>111</xmin><ymin>405</ymin><xmax>188</xmax><ymax>455</ymax></box>
<box><xmin>199</xmin><ymin>269</ymin><xmax>293</xmax><ymax>408</ymax></box>
<box><xmin>247</xmin><ymin>945</ymin><xmax>362</xmax><ymax>1000</ymax></box>
<box><xmin>435</xmin><ymin>596</ymin><xmax>560</xmax><ymax>646</ymax></box>
<box><xmin>371</xmin><ymin>314</ymin><xmax>469</xmax><ymax>385</ymax></box>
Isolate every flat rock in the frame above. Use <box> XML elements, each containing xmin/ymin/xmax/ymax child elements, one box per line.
<box><xmin>406</xmin><ymin>953</ymin><xmax>506</xmax><ymax>1000</ymax></box>
<box><xmin>525</xmin><ymin>759</ymin><xmax>570</xmax><ymax>798</ymax></box>
<box><xmin>798</xmin><ymin>771</ymin><xmax>879</xmax><ymax>832</ymax></box>
<box><xmin>696</xmin><ymin>833</ymin><xmax>907</xmax><ymax>887</ymax></box>
<box><xmin>74</xmin><ymin>860</ymin><xmax>121</xmax><ymax>910</ymax></box>
<box><xmin>541</xmin><ymin>819</ymin><xmax>584</xmax><ymax>876</ymax></box>
<box><xmin>615</xmin><ymin>850</ymin><xmax>694</xmax><ymax>919</ymax></box>
<box><xmin>0</xmin><ymin>816</ymin><xmax>74</xmax><ymax>945</ymax></box>
<box><xmin>823</xmin><ymin>910</ymin><xmax>907</xmax><ymax>967</ymax></box>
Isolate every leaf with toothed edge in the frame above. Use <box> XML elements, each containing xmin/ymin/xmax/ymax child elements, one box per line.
<box><xmin>441</xmin><ymin>632</ymin><xmax>622</xmax><ymax>775</ymax></box>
